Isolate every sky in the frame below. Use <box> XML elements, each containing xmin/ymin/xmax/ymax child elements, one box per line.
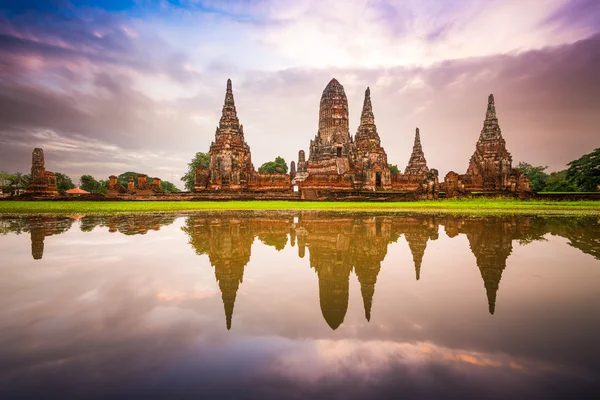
<box><xmin>0</xmin><ymin>0</ymin><xmax>599</xmax><ymax>188</ymax></box>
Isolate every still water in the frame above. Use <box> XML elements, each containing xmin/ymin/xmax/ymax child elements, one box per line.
<box><xmin>0</xmin><ymin>212</ymin><xmax>599</xmax><ymax>399</ymax></box>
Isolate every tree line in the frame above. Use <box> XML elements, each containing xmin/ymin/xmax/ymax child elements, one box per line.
<box><xmin>0</xmin><ymin>171</ymin><xmax>179</xmax><ymax>195</ymax></box>
<box><xmin>517</xmin><ymin>148</ymin><xmax>600</xmax><ymax>193</ymax></box>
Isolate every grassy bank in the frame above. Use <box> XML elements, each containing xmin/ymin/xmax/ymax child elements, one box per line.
<box><xmin>1</xmin><ymin>199</ymin><xmax>599</xmax><ymax>215</ymax></box>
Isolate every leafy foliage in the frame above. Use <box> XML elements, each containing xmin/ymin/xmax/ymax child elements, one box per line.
<box><xmin>181</xmin><ymin>152</ymin><xmax>210</xmax><ymax>191</ymax></box>
<box><xmin>516</xmin><ymin>162</ymin><xmax>548</xmax><ymax>193</ymax></box>
<box><xmin>388</xmin><ymin>164</ymin><xmax>400</xmax><ymax>174</ymax></box>
<box><xmin>55</xmin><ymin>173</ymin><xmax>75</xmax><ymax>194</ymax></box>
<box><xmin>160</xmin><ymin>181</ymin><xmax>179</xmax><ymax>193</ymax></box>
<box><xmin>566</xmin><ymin>148</ymin><xmax>600</xmax><ymax>192</ymax></box>
<box><xmin>543</xmin><ymin>170</ymin><xmax>577</xmax><ymax>192</ymax></box>
<box><xmin>258</xmin><ymin>156</ymin><xmax>287</xmax><ymax>173</ymax></box>
<box><xmin>80</xmin><ymin>175</ymin><xmax>105</xmax><ymax>193</ymax></box>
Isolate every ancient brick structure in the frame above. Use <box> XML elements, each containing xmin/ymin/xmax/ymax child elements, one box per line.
<box><xmin>295</xmin><ymin>80</ymin><xmax>396</xmax><ymax>193</ymax></box>
<box><xmin>184</xmin><ymin>80</ymin><xmax>531</xmax><ymax>198</ymax></box>
<box><xmin>194</xmin><ymin>79</ymin><xmax>290</xmax><ymax>192</ymax></box>
<box><xmin>106</xmin><ymin>175</ymin><xmax>126</xmax><ymax>195</ymax></box>
<box><xmin>442</xmin><ymin>94</ymin><xmax>531</xmax><ymax>196</ymax></box>
<box><xmin>353</xmin><ymin>87</ymin><xmax>391</xmax><ymax>190</ymax></box>
<box><xmin>405</xmin><ymin>128</ymin><xmax>429</xmax><ymax>175</ymax></box>
<box><xmin>26</xmin><ymin>148</ymin><xmax>59</xmax><ymax>196</ymax></box>
<box><xmin>195</xmin><ymin>79</ymin><xmax>254</xmax><ymax>191</ymax></box>
<box><xmin>307</xmin><ymin>78</ymin><xmax>353</xmax><ymax>176</ymax></box>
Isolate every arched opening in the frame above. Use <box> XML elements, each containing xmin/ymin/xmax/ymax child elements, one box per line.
<box><xmin>376</xmin><ymin>172</ymin><xmax>382</xmax><ymax>188</ymax></box>
<box><xmin>337</xmin><ymin>147</ymin><xmax>342</xmax><ymax>157</ymax></box>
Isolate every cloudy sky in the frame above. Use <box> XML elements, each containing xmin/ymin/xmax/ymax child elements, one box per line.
<box><xmin>0</xmin><ymin>0</ymin><xmax>599</xmax><ymax>187</ymax></box>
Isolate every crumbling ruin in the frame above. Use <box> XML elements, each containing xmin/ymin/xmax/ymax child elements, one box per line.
<box><xmin>26</xmin><ymin>148</ymin><xmax>59</xmax><ymax>196</ymax></box>
<box><xmin>442</xmin><ymin>94</ymin><xmax>530</xmax><ymax>196</ymax></box>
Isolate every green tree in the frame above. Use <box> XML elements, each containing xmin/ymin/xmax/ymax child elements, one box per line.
<box><xmin>543</xmin><ymin>170</ymin><xmax>577</xmax><ymax>192</ymax></box>
<box><xmin>258</xmin><ymin>156</ymin><xmax>287</xmax><ymax>173</ymax></box>
<box><xmin>566</xmin><ymin>148</ymin><xmax>600</xmax><ymax>192</ymax></box>
<box><xmin>181</xmin><ymin>152</ymin><xmax>210</xmax><ymax>191</ymax></box>
<box><xmin>516</xmin><ymin>162</ymin><xmax>549</xmax><ymax>193</ymax></box>
<box><xmin>160</xmin><ymin>181</ymin><xmax>179</xmax><ymax>193</ymax></box>
<box><xmin>55</xmin><ymin>173</ymin><xmax>75</xmax><ymax>194</ymax></box>
<box><xmin>117</xmin><ymin>172</ymin><xmax>144</xmax><ymax>187</ymax></box>
<box><xmin>8</xmin><ymin>172</ymin><xmax>30</xmax><ymax>190</ymax></box>
<box><xmin>80</xmin><ymin>175</ymin><xmax>103</xmax><ymax>193</ymax></box>
<box><xmin>388</xmin><ymin>164</ymin><xmax>400</xmax><ymax>174</ymax></box>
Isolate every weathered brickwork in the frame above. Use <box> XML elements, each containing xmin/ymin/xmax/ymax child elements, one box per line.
<box><xmin>26</xmin><ymin>148</ymin><xmax>59</xmax><ymax>196</ymax></box>
<box><xmin>442</xmin><ymin>94</ymin><xmax>531</xmax><ymax>196</ymax></box>
<box><xmin>194</xmin><ymin>80</ymin><xmax>290</xmax><ymax>192</ymax></box>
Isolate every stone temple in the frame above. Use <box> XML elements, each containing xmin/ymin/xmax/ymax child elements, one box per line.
<box><xmin>187</xmin><ymin>78</ymin><xmax>528</xmax><ymax>199</ymax></box>
<box><xmin>194</xmin><ymin>79</ymin><xmax>289</xmax><ymax>192</ymax></box>
<box><xmin>442</xmin><ymin>94</ymin><xmax>530</xmax><ymax>196</ymax></box>
<box><xmin>292</xmin><ymin>78</ymin><xmax>436</xmax><ymax>196</ymax></box>
<box><xmin>24</xmin><ymin>78</ymin><xmax>530</xmax><ymax>200</ymax></box>
<box><xmin>26</xmin><ymin>148</ymin><xmax>59</xmax><ymax>196</ymax></box>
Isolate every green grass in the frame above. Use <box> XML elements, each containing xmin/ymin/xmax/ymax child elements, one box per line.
<box><xmin>1</xmin><ymin>199</ymin><xmax>599</xmax><ymax>215</ymax></box>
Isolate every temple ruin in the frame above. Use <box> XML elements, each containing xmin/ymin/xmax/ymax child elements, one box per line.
<box><xmin>194</xmin><ymin>79</ymin><xmax>290</xmax><ymax>192</ymax></box>
<box><xmin>442</xmin><ymin>94</ymin><xmax>530</xmax><ymax>196</ymax></box>
<box><xmin>23</xmin><ymin>79</ymin><xmax>531</xmax><ymax>200</ymax></box>
<box><xmin>26</xmin><ymin>148</ymin><xmax>59</xmax><ymax>196</ymax></box>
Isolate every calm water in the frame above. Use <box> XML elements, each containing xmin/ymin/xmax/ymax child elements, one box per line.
<box><xmin>0</xmin><ymin>212</ymin><xmax>599</xmax><ymax>399</ymax></box>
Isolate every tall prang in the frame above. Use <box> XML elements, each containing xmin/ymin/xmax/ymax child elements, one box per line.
<box><xmin>443</xmin><ymin>94</ymin><xmax>530</xmax><ymax>196</ymax></box>
<box><xmin>26</xmin><ymin>148</ymin><xmax>59</xmax><ymax>196</ymax></box>
<box><xmin>405</xmin><ymin>128</ymin><xmax>429</xmax><ymax>175</ymax></box>
<box><xmin>353</xmin><ymin>87</ymin><xmax>391</xmax><ymax>190</ymax></box>
<box><xmin>466</xmin><ymin>94</ymin><xmax>512</xmax><ymax>178</ymax></box>
<box><xmin>306</xmin><ymin>78</ymin><xmax>353</xmax><ymax>175</ymax></box>
<box><xmin>195</xmin><ymin>79</ymin><xmax>255</xmax><ymax>191</ymax></box>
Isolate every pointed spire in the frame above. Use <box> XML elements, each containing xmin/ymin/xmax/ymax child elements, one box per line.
<box><xmin>219</xmin><ymin>78</ymin><xmax>239</xmax><ymax>129</ymax></box>
<box><xmin>360</xmin><ymin>281</ymin><xmax>375</xmax><ymax>321</ymax></box>
<box><xmin>360</xmin><ymin>86</ymin><xmax>375</xmax><ymax>126</ymax></box>
<box><xmin>404</xmin><ymin>127</ymin><xmax>429</xmax><ymax>175</ymax></box>
<box><xmin>415</xmin><ymin>259</ymin><xmax>421</xmax><ymax>281</ymax></box>
<box><xmin>413</xmin><ymin>127</ymin><xmax>422</xmax><ymax>151</ymax></box>
<box><xmin>486</xmin><ymin>93</ymin><xmax>497</xmax><ymax>121</ymax></box>
<box><xmin>487</xmin><ymin>286</ymin><xmax>497</xmax><ymax>315</ymax></box>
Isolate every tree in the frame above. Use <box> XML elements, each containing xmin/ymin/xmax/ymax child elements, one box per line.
<box><xmin>55</xmin><ymin>173</ymin><xmax>75</xmax><ymax>194</ymax></box>
<box><xmin>181</xmin><ymin>152</ymin><xmax>210</xmax><ymax>191</ymax></box>
<box><xmin>80</xmin><ymin>175</ymin><xmax>103</xmax><ymax>193</ymax></box>
<box><xmin>117</xmin><ymin>172</ymin><xmax>144</xmax><ymax>187</ymax></box>
<box><xmin>160</xmin><ymin>181</ymin><xmax>179</xmax><ymax>193</ymax></box>
<box><xmin>566</xmin><ymin>148</ymin><xmax>600</xmax><ymax>192</ymax></box>
<box><xmin>8</xmin><ymin>172</ymin><xmax>30</xmax><ymax>190</ymax></box>
<box><xmin>516</xmin><ymin>162</ymin><xmax>549</xmax><ymax>193</ymax></box>
<box><xmin>388</xmin><ymin>164</ymin><xmax>400</xmax><ymax>174</ymax></box>
<box><xmin>258</xmin><ymin>156</ymin><xmax>287</xmax><ymax>173</ymax></box>
<box><xmin>543</xmin><ymin>170</ymin><xmax>577</xmax><ymax>192</ymax></box>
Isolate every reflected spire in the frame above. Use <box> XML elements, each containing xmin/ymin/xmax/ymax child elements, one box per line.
<box><xmin>461</xmin><ymin>218</ymin><xmax>513</xmax><ymax>315</ymax></box>
<box><xmin>30</xmin><ymin>225</ymin><xmax>44</xmax><ymax>260</ymax></box>
<box><xmin>182</xmin><ymin>217</ymin><xmax>254</xmax><ymax>330</ymax></box>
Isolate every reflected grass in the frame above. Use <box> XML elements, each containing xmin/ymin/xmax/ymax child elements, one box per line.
<box><xmin>1</xmin><ymin>199</ymin><xmax>600</xmax><ymax>215</ymax></box>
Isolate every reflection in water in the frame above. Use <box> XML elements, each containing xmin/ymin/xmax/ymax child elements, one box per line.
<box><xmin>1</xmin><ymin>212</ymin><xmax>599</xmax><ymax>399</ymax></box>
<box><xmin>2</xmin><ymin>213</ymin><xmax>599</xmax><ymax>330</ymax></box>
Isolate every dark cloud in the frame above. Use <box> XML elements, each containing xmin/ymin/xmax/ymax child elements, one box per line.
<box><xmin>543</xmin><ymin>0</ymin><xmax>600</xmax><ymax>33</ymax></box>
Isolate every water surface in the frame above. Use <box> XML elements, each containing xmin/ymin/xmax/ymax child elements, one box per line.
<box><xmin>1</xmin><ymin>212</ymin><xmax>599</xmax><ymax>399</ymax></box>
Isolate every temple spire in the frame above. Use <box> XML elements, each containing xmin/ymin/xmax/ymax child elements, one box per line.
<box><xmin>360</xmin><ymin>280</ymin><xmax>375</xmax><ymax>321</ymax></box>
<box><xmin>486</xmin><ymin>94</ymin><xmax>496</xmax><ymax>121</ymax></box>
<box><xmin>404</xmin><ymin>127</ymin><xmax>429</xmax><ymax>175</ymax></box>
<box><xmin>360</xmin><ymin>87</ymin><xmax>374</xmax><ymax>125</ymax></box>
<box><xmin>414</xmin><ymin>128</ymin><xmax>422</xmax><ymax>151</ymax></box>
<box><xmin>220</xmin><ymin>78</ymin><xmax>239</xmax><ymax>128</ymax></box>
